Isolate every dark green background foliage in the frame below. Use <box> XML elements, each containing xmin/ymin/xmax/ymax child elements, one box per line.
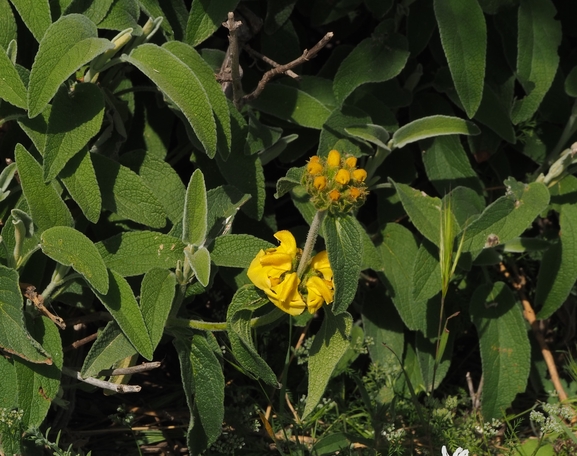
<box><xmin>0</xmin><ymin>0</ymin><xmax>576</xmax><ymax>453</ymax></box>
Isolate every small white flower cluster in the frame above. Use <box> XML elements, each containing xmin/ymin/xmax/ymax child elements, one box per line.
<box><xmin>0</xmin><ymin>408</ymin><xmax>24</xmax><ymax>428</ymax></box>
<box><xmin>530</xmin><ymin>402</ymin><xmax>574</xmax><ymax>435</ymax></box>
<box><xmin>381</xmin><ymin>424</ymin><xmax>405</xmax><ymax>444</ymax></box>
<box><xmin>442</xmin><ymin>446</ymin><xmax>469</xmax><ymax>456</ymax></box>
<box><xmin>475</xmin><ymin>418</ymin><xmax>503</xmax><ymax>437</ymax></box>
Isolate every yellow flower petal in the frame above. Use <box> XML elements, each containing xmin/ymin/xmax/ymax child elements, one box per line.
<box><xmin>247</xmin><ymin>250</ymin><xmax>271</xmax><ymax>291</ymax></box>
<box><xmin>352</xmin><ymin>168</ymin><xmax>367</xmax><ymax>182</ymax></box>
<box><xmin>345</xmin><ymin>156</ymin><xmax>357</xmax><ymax>168</ymax></box>
<box><xmin>266</xmin><ymin>272</ymin><xmax>306</xmax><ymax>316</ymax></box>
<box><xmin>306</xmin><ymin>276</ymin><xmax>334</xmax><ymax>313</ymax></box>
<box><xmin>274</xmin><ymin>230</ymin><xmax>298</xmax><ymax>257</ymax></box>
<box><xmin>310</xmin><ymin>251</ymin><xmax>333</xmax><ymax>282</ymax></box>
<box><xmin>314</xmin><ymin>176</ymin><xmax>327</xmax><ymax>190</ymax></box>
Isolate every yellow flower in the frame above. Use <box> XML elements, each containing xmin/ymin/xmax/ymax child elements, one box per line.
<box><xmin>345</xmin><ymin>156</ymin><xmax>357</xmax><ymax>168</ymax></box>
<box><xmin>352</xmin><ymin>168</ymin><xmax>367</xmax><ymax>182</ymax></box>
<box><xmin>335</xmin><ymin>169</ymin><xmax>351</xmax><ymax>185</ymax></box>
<box><xmin>349</xmin><ymin>187</ymin><xmax>361</xmax><ymax>199</ymax></box>
<box><xmin>310</xmin><ymin>251</ymin><xmax>333</xmax><ymax>281</ymax></box>
<box><xmin>305</xmin><ymin>251</ymin><xmax>334</xmax><ymax>313</ymax></box>
<box><xmin>327</xmin><ymin>149</ymin><xmax>341</xmax><ymax>167</ymax></box>
<box><xmin>329</xmin><ymin>189</ymin><xmax>340</xmax><ymax>201</ymax></box>
<box><xmin>265</xmin><ymin>272</ymin><xmax>306</xmax><ymax>316</ymax></box>
<box><xmin>307</xmin><ymin>160</ymin><xmax>323</xmax><ymax>175</ymax></box>
<box><xmin>305</xmin><ymin>276</ymin><xmax>334</xmax><ymax>313</ymax></box>
<box><xmin>314</xmin><ymin>176</ymin><xmax>327</xmax><ymax>190</ymax></box>
<box><xmin>247</xmin><ymin>230</ymin><xmax>298</xmax><ymax>291</ymax></box>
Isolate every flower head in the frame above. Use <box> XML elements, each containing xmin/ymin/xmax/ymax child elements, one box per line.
<box><xmin>301</xmin><ymin>150</ymin><xmax>369</xmax><ymax>215</ymax></box>
<box><xmin>247</xmin><ymin>231</ymin><xmax>334</xmax><ymax>315</ymax></box>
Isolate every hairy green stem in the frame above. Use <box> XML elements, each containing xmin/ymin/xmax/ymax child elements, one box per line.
<box><xmin>297</xmin><ymin>210</ymin><xmax>327</xmax><ymax>278</ymax></box>
<box><xmin>168</xmin><ymin>307</ymin><xmax>285</xmax><ymax>332</ymax></box>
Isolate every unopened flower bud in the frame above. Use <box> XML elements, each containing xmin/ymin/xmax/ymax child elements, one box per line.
<box><xmin>307</xmin><ymin>161</ymin><xmax>323</xmax><ymax>175</ymax></box>
<box><xmin>352</xmin><ymin>169</ymin><xmax>367</xmax><ymax>182</ymax></box>
<box><xmin>327</xmin><ymin>150</ymin><xmax>341</xmax><ymax>167</ymax></box>
<box><xmin>345</xmin><ymin>157</ymin><xmax>357</xmax><ymax>168</ymax></box>
<box><xmin>314</xmin><ymin>176</ymin><xmax>327</xmax><ymax>190</ymax></box>
<box><xmin>335</xmin><ymin>169</ymin><xmax>351</xmax><ymax>185</ymax></box>
<box><xmin>329</xmin><ymin>189</ymin><xmax>340</xmax><ymax>201</ymax></box>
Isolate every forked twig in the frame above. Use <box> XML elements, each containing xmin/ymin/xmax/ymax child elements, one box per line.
<box><xmin>242</xmin><ymin>32</ymin><xmax>334</xmax><ymax>103</ymax></box>
<box><xmin>62</xmin><ymin>366</ymin><xmax>142</xmax><ymax>393</ymax></box>
<box><xmin>22</xmin><ymin>285</ymin><xmax>66</xmax><ymax>330</ymax></box>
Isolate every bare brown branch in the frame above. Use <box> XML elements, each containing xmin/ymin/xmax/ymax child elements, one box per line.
<box><xmin>23</xmin><ymin>285</ymin><xmax>66</xmax><ymax>330</ymax></box>
<box><xmin>243</xmin><ymin>32</ymin><xmax>334</xmax><ymax>103</ymax></box>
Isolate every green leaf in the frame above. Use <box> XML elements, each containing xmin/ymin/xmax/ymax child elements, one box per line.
<box><xmin>390</xmin><ymin>115</ymin><xmax>480</xmax><ymax>149</ymax></box>
<box><xmin>323</xmin><ymin>215</ymin><xmax>362</xmax><ymax>315</ymax></box>
<box><xmin>535</xmin><ymin>203</ymin><xmax>577</xmax><ymax>319</ymax></box>
<box><xmin>377</xmin><ymin>223</ymin><xmax>429</xmax><ymax>333</ymax></box>
<box><xmin>18</xmin><ymin>106</ymin><xmax>50</xmax><ymax>154</ymax></box>
<box><xmin>97</xmin><ymin>0</ymin><xmax>140</xmax><ymax>31</ymax></box>
<box><xmin>226</xmin><ymin>285</ymin><xmax>279</xmax><ymax>387</ymax></box>
<box><xmin>361</xmin><ymin>284</ymin><xmax>405</xmax><ymax>369</ymax></box>
<box><xmin>206</xmin><ymin>185</ymin><xmax>251</xmax><ymax>240</ymax></box>
<box><xmin>392</xmin><ymin>180</ymin><xmax>443</xmax><ymax>246</ymax></box>
<box><xmin>461</xmin><ymin>180</ymin><xmax>550</xmax><ymax>252</ymax></box>
<box><xmin>59</xmin><ymin>148</ymin><xmax>102</xmax><ymax>223</ymax></box>
<box><xmin>140</xmin><ymin>268</ymin><xmax>176</xmax><ymax>351</ymax></box>
<box><xmin>415</xmin><ymin>331</ymin><xmax>452</xmax><ymax>392</ymax></box>
<box><xmin>275</xmin><ymin>166</ymin><xmax>304</xmax><ymax>199</ymax></box>
<box><xmin>434</xmin><ymin>0</ymin><xmax>486</xmax><ymax>118</ymax></box>
<box><xmin>44</xmin><ymin>83</ymin><xmax>105</xmax><ymax>181</ymax></box>
<box><xmin>333</xmin><ymin>28</ymin><xmax>409</xmax><ymax>104</ymax></box>
<box><xmin>189</xmin><ymin>334</ymin><xmax>225</xmax><ymax>448</ymax></box>
<box><xmin>210</xmin><ymin>234</ymin><xmax>273</xmax><ymax>268</ymax></box>
<box><xmin>412</xmin><ymin>240</ymin><xmax>442</xmax><ymax>302</ymax></box>
<box><xmin>470</xmin><ymin>282</ymin><xmax>530</xmax><ymax>420</ymax></box>
<box><xmin>96</xmin><ymin>231</ymin><xmax>186</xmax><ymax>277</ymax></box>
<box><xmin>511</xmin><ymin>0</ymin><xmax>562</xmax><ymax>124</ymax></box>
<box><xmin>0</xmin><ymin>43</ymin><xmax>27</xmax><ymax>108</ymax></box>
<box><xmin>317</xmin><ymin>105</ymin><xmax>371</xmax><ymax>157</ymax></box>
<box><xmin>15</xmin><ymin>144</ymin><xmax>73</xmax><ymax>233</ymax></box>
<box><xmin>183</xmin><ymin>169</ymin><xmax>207</xmax><ymax>246</ymax></box>
<box><xmin>9</xmin><ymin>0</ymin><xmax>51</xmax><ymax>42</ymax></box>
<box><xmin>359</xmin><ymin>228</ymin><xmax>384</xmax><ymax>271</ymax></box>
<box><xmin>27</xmin><ymin>14</ymin><xmax>113</xmax><ymax>117</ymax></box>
<box><xmin>65</xmin><ymin>0</ymin><xmax>115</xmax><ymax>24</ymax></box>
<box><xmin>0</xmin><ymin>351</ymin><xmax>18</xmax><ymax>409</ymax></box>
<box><xmin>174</xmin><ymin>334</ymin><xmax>225</xmax><ymax>455</ymax></box>
<box><xmin>185</xmin><ymin>246</ymin><xmax>211</xmax><ymax>287</ymax></box>
<box><xmin>303</xmin><ymin>310</ymin><xmax>352</xmax><ymax>419</ymax></box>
<box><xmin>40</xmin><ymin>226</ymin><xmax>109</xmax><ymax>294</ymax></box>
<box><xmin>92</xmin><ymin>269</ymin><xmax>154</xmax><ymax>360</ymax></box>
<box><xmin>92</xmin><ymin>153</ymin><xmax>167</xmax><ymax>229</ymax></box>
<box><xmin>122</xmin><ymin>43</ymin><xmax>217</xmax><ymax>157</ymax></box>
<box><xmin>0</xmin><ymin>265</ymin><xmax>51</xmax><ymax>363</ymax></box>
<box><xmin>162</xmin><ymin>41</ymin><xmax>231</xmax><ymax>157</ymax></box>
<box><xmin>423</xmin><ymin>136</ymin><xmax>484</xmax><ymax>196</ymax></box>
<box><xmin>15</xmin><ymin>316</ymin><xmax>62</xmax><ymax>429</ymax></box>
<box><xmin>216</xmin><ymin>149</ymin><xmax>265</xmax><ymax>220</ymax></box>
<box><xmin>185</xmin><ymin>0</ymin><xmax>240</xmax><ymax>46</ymax></box>
<box><xmin>120</xmin><ymin>149</ymin><xmax>186</xmax><ymax>224</ymax></box>
<box><xmin>264</xmin><ymin>0</ymin><xmax>297</xmax><ymax>34</ymax></box>
<box><xmin>249</xmin><ymin>83</ymin><xmax>332</xmax><ymax>129</ymax></box>
<box><xmin>0</xmin><ymin>0</ymin><xmax>17</xmax><ymax>51</ymax></box>
<box><xmin>345</xmin><ymin>124</ymin><xmax>390</xmax><ymax>149</ymax></box>
<box><xmin>565</xmin><ymin>66</ymin><xmax>577</xmax><ymax>97</ymax></box>
<box><xmin>81</xmin><ymin>321</ymin><xmax>137</xmax><ymax>377</ymax></box>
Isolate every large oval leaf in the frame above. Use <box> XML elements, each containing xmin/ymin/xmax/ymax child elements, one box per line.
<box><xmin>333</xmin><ymin>27</ymin><xmax>409</xmax><ymax>105</ymax></box>
<box><xmin>391</xmin><ymin>115</ymin><xmax>480</xmax><ymax>149</ymax></box>
<box><xmin>40</xmin><ymin>226</ymin><xmax>109</xmax><ymax>294</ymax></box>
<box><xmin>182</xmin><ymin>169</ymin><xmax>207</xmax><ymax>246</ymax></box>
<box><xmin>44</xmin><ymin>83</ymin><xmax>105</xmax><ymax>182</ymax></box>
<box><xmin>470</xmin><ymin>282</ymin><xmax>530</xmax><ymax>420</ymax></box>
<box><xmin>15</xmin><ymin>144</ymin><xmax>73</xmax><ymax>233</ymax></box>
<box><xmin>323</xmin><ymin>214</ymin><xmax>362</xmax><ymax>315</ymax></box>
<box><xmin>92</xmin><ymin>269</ymin><xmax>154</xmax><ymax>360</ymax></box>
<box><xmin>9</xmin><ymin>0</ymin><xmax>51</xmax><ymax>43</ymax></box>
<box><xmin>434</xmin><ymin>0</ymin><xmax>486</xmax><ymax>118</ymax></box>
<box><xmin>185</xmin><ymin>0</ymin><xmax>240</xmax><ymax>47</ymax></box>
<box><xmin>512</xmin><ymin>0</ymin><xmax>562</xmax><ymax>124</ymax></box>
<box><xmin>122</xmin><ymin>43</ymin><xmax>217</xmax><ymax>157</ymax></box>
<box><xmin>0</xmin><ymin>45</ymin><xmax>27</xmax><ymax>108</ymax></box>
<box><xmin>27</xmin><ymin>14</ymin><xmax>113</xmax><ymax>117</ymax></box>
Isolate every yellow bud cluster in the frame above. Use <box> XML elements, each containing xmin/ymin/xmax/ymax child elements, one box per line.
<box><xmin>303</xmin><ymin>149</ymin><xmax>369</xmax><ymax>214</ymax></box>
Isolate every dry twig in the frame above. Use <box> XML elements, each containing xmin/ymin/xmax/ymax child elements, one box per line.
<box><xmin>500</xmin><ymin>262</ymin><xmax>568</xmax><ymax>401</ymax></box>
<box><xmin>243</xmin><ymin>32</ymin><xmax>334</xmax><ymax>103</ymax></box>
<box><xmin>22</xmin><ymin>284</ymin><xmax>66</xmax><ymax>329</ymax></box>
<box><xmin>62</xmin><ymin>366</ymin><xmax>142</xmax><ymax>393</ymax></box>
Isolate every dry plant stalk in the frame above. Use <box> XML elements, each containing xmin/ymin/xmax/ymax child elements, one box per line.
<box><xmin>500</xmin><ymin>262</ymin><xmax>568</xmax><ymax>401</ymax></box>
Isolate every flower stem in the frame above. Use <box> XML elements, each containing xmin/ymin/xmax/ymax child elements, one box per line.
<box><xmin>297</xmin><ymin>210</ymin><xmax>327</xmax><ymax>278</ymax></box>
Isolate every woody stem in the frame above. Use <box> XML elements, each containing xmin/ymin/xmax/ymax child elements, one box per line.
<box><xmin>297</xmin><ymin>210</ymin><xmax>327</xmax><ymax>278</ymax></box>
